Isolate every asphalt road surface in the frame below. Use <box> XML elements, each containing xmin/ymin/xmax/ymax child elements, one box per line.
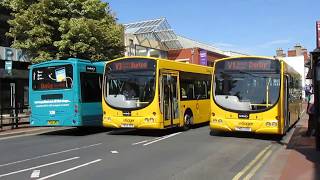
<box><xmin>0</xmin><ymin>124</ymin><xmax>289</xmax><ymax>180</ymax></box>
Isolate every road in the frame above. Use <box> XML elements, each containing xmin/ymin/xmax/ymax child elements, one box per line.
<box><xmin>0</xmin><ymin>124</ymin><xmax>291</xmax><ymax>180</ymax></box>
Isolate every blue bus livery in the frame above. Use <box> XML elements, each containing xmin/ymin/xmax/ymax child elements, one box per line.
<box><xmin>29</xmin><ymin>58</ymin><xmax>104</xmax><ymax>127</ymax></box>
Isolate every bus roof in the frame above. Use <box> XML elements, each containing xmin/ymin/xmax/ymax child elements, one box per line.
<box><xmin>214</xmin><ymin>56</ymin><xmax>281</xmax><ymax>63</ymax></box>
<box><xmin>30</xmin><ymin>58</ymin><xmax>106</xmax><ymax>68</ymax></box>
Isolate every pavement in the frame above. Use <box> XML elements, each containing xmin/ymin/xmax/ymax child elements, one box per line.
<box><xmin>262</xmin><ymin>109</ymin><xmax>320</xmax><ymax>180</ymax></box>
<box><xmin>0</xmin><ymin>126</ymin><xmax>70</xmax><ymax>139</ymax></box>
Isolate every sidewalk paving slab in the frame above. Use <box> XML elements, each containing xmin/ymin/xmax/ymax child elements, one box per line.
<box><xmin>263</xmin><ymin>110</ymin><xmax>320</xmax><ymax>180</ymax></box>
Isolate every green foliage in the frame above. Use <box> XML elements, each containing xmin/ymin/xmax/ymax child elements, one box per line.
<box><xmin>6</xmin><ymin>0</ymin><xmax>124</xmax><ymax>63</ymax></box>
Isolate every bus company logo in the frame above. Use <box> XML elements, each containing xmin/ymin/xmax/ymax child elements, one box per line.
<box><xmin>123</xmin><ymin>119</ymin><xmax>134</xmax><ymax>123</ymax></box>
<box><xmin>238</xmin><ymin>114</ymin><xmax>249</xmax><ymax>119</ymax></box>
<box><xmin>238</xmin><ymin>122</ymin><xmax>253</xmax><ymax>126</ymax></box>
<box><xmin>86</xmin><ymin>66</ymin><xmax>96</xmax><ymax>72</ymax></box>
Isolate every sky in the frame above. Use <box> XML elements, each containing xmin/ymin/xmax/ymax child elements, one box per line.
<box><xmin>107</xmin><ymin>0</ymin><xmax>319</xmax><ymax>56</ymax></box>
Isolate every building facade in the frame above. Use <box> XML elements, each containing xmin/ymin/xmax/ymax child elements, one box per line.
<box><xmin>0</xmin><ymin>6</ymin><xmax>30</xmax><ymax>115</ymax></box>
<box><xmin>123</xmin><ymin>18</ymin><xmax>235</xmax><ymax>66</ymax></box>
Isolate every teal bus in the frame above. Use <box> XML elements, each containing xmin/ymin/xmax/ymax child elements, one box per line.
<box><xmin>29</xmin><ymin>58</ymin><xmax>104</xmax><ymax>127</ymax></box>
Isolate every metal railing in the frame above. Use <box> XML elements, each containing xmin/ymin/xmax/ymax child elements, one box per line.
<box><xmin>0</xmin><ymin>106</ymin><xmax>30</xmax><ymax>130</ymax></box>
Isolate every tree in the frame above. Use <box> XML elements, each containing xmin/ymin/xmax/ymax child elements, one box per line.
<box><xmin>4</xmin><ymin>0</ymin><xmax>124</xmax><ymax>63</ymax></box>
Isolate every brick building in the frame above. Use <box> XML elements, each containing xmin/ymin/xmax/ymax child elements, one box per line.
<box><xmin>167</xmin><ymin>36</ymin><xmax>228</xmax><ymax>66</ymax></box>
<box><xmin>276</xmin><ymin>44</ymin><xmax>309</xmax><ymax>63</ymax></box>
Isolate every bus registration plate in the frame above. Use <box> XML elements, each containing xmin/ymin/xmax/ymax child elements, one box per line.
<box><xmin>121</xmin><ymin>124</ymin><xmax>134</xmax><ymax>128</ymax></box>
<box><xmin>48</xmin><ymin>120</ymin><xmax>59</xmax><ymax>125</ymax></box>
<box><xmin>235</xmin><ymin>127</ymin><xmax>251</xmax><ymax>132</ymax></box>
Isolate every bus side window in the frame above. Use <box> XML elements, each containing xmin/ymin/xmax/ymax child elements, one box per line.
<box><xmin>187</xmin><ymin>84</ymin><xmax>194</xmax><ymax>99</ymax></box>
<box><xmin>80</xmin><ymin>72</ymin><xmax>102</xmax><ymax>102</ymax></box>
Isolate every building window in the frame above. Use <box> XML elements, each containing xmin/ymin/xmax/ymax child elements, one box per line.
<box><xmin>136</xmin><ymin>45</ymin><xmax>148</xmax><ymax>56</ymax></box>
<box><xmin>128</xmin><ymin>39</ymin><xmax>135</xmax><ymax>56</ymax></box>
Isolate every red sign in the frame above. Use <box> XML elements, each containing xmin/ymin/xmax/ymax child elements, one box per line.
<box><xmin>114</xmin><ymin>62</ymin><xmax>148</xmax><ymax>71</ymax></box>
<box><xmin>39</xmin><ymin>82</ymin><xmax>66</xmax><ymax>90</ymax></box>
<box><xmin>317</xmin><ymin>21</ymin><xmax>320</xmax><ymax>49</ymax></box>
<box><xmin>225</xmin><ymin>61</ymin><xmax>271</xmax><ymax>71</ymax></box>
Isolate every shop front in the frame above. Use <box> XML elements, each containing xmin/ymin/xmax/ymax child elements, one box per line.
<box><xmin>0</xmin><ymin>46</ymin><xmax>30</xmax><ymax>128</ymax></box>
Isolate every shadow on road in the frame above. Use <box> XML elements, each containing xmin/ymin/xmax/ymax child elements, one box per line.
<box><xmin>39</xmin><ymin>127</ymin><xmax>112</xmax><ymax>136</ymax></box>
<box><xmin>108</xmin><ymin>122</ymin><xmax>209</xmax><ymax>137</ymax></box>
<box><xmin>108</xmin><ymin>128</ymin><xmax>178</xmax><ymax>137</ymax></box>
<box><xmin>210</xmin><ymin>131</ymin><xmax>283</xmax><ymax>142</ymax></box>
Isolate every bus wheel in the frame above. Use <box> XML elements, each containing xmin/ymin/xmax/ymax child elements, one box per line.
<box><xmin>182</xmin><ymin>113</ymin><xmax>192</xmax><ymax>131</ymax></box>
<box><xmin>210</xmin><ymin>129</ymin><xmax>220</xmax><ymax>136</ymax></box>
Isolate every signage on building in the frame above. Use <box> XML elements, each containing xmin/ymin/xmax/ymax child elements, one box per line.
<box><xmin>317</xmin><ymin>21</ymin><xmax>320</xmax><ymax>49</ymax></box>
<box><xmin>0</xmin><ymin>46</ymin><xmax>29</xmax><ymax>62</ymax></box>
<box><xmin>199</xmin><ymin>49</ymin><xmax>207</xmax><ymax>66</ymax></box>
<box><xmin>5</xmin><ymin>61</ymin><xmax>12</xmax><ymax>74</ymax></box>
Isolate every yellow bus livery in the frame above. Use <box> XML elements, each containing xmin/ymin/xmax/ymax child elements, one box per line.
<box><xmin>102</xmin><ymin>56</ymin><xmax>212</xmax><ymax>130</ymax></box>
<box><xmin>210</xmin><ymin>56</ymin><xmax>302</xmax><ymax>135</ymax></box>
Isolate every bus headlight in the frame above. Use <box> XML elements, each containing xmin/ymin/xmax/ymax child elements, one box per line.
<box><xmin>145</xmin><ymin>118</ymin><xmax>155</xmax><ymax>123</ymax></box>
<box><xmin>266</xmin><ymin>121</ymin><xmax>278</xmax><ymax>127</ymax></box>
<box><xmin>212</xmin><ymin>119</ymin><xmax>222</xmax><ymax>124</ymax></box>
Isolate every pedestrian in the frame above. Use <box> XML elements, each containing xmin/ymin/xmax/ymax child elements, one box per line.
<box><xmin>307</xmin><ymin>92</ymin><xmax>315</xmax><ymax>136</ymax></box>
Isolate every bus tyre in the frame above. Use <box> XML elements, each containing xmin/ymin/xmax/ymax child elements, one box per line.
<box><xmin>210</xmin><ymin>129</ymin><xmax>220</xmax><ymax>136</ymax></box>
<box><xmin>182</xmin><ymin>113</ymin><xmax>192</xmax><ymax>131</ymax></box>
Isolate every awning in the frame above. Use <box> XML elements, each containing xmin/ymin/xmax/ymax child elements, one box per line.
<box><xmin>124</xmin><ymin>18</ymin><xmax>182</xmax><ymax>50</ymax></box>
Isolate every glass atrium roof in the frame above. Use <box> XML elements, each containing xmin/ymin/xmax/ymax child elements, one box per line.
<box><xmin>124</xmin><ymin>18</ymin><xmax>182</xmax><ymax>50</ymax></box>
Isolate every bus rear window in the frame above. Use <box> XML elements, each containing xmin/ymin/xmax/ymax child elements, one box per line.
<box><xmin>32</xmin><ymin>64</ymin><xmax>73</xmax><ymax>90</ymax></box>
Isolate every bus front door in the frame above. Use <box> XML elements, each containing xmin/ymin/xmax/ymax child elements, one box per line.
<box><xmin>161</xmin><ymin>72</ymin><xmax>180</xmax><ymax>127</ymax></box>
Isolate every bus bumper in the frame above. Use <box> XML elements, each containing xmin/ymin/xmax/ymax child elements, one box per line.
<box><xmin>210</xmin><ymin>118</ymin><xmax>281</xmax><ymax>134</ymax></box>
<box><xmin>103</xmin><ymin>116</ymin><xmax>164</xmax><ymax>129</ymax></box>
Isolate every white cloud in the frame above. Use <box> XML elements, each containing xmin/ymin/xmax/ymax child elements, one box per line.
<box><xmin>258</xmin><ymin>39</ymin><xmax>291</xmax><ymax>48</ymax></box>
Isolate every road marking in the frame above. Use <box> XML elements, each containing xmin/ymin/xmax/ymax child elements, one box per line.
<box><xmin>243</xmin><ymin>149</ymin><xmax>272</xmax><ymax>180</ymax></box>
<box><xmin>110</xmin><ymin>150</ymin><xmax>119</xmax><ymax>154</ymax></box>
<box><xmin>0</xmin><ymin>132</ymin><xmax>47</xmax><ymax>141</ymax></box>
<box><xmin>132</xmin><ymin>140</ymin><xmax>149</xmax><ymax>145</ymax></box>
<box><xmin>132</xmin><ymin>136</ymin><xmax>169</xmax><ymax>146</ymax></box>
<box><xmin>37</xmin><ymin>159</ymin><xmax>101</xmax><ymax>180</ymax></box>
<box><xmin>0</xmin><ymin>128</ymin><xmax>65</xmax><ymax>141</ymax></box>
<box><xmin>0</xmin><ymin>143</ymin><xmax>102</xmax><ymax>167</ymax></box>
<box><xmin>232</xmin><ymin>145</ymin><xmax>272</xmax><ymax>180</ymax></box>
<box><xmin>0</xmin><ymin>157</ymin><xmax>79</xmax><ymax>178</ymax></box>
<box><xmin>143</xmin><ymin>132</ymin><xmax>182</xmax><ymax>146</ymax></box>
<box><xmin>31</xmin><ymin>170</ymin><xmax>40</xmax><ymax>178</ymax></box>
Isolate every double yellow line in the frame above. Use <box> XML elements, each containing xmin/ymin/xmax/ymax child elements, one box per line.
<box><xmin>232</xmin><ymin>145</ymin><xmax>273</xmax><ymax>180</ymax></box>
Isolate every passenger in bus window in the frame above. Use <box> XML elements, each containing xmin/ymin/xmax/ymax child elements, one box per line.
<box><xmin>122</xmin><ymin>83</ymin><xmax>136</xmax><ymax>99</ymax></box>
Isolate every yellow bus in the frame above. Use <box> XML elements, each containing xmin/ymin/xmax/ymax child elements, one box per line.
<box><xmin>102</xmin><ymin>56</ymin><xmax>212</xmax><ymax>130</ymax></box>
<box><xmin>210</xmin><ymin>56</ymin><xmax>302</xmax><ymax>135</ymax></box>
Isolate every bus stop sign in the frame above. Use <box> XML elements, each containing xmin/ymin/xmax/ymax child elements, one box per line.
<box><xmin>5</xmin><ymin>61</ymin><xmax>12</xmax><ymax>75</ymax></box>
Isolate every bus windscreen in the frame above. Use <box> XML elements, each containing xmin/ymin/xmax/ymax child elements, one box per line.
<box><xmin>32</xmin><ymin>64</ymin><xmax>73</xmax><ymax>90</ymax></box>
<box><xmin>214</xmin><ymin>58</ymin><xmax>281</xmax><ymax>111</ymax></box>
<box><xmin>105</xmin><ymin>58</ymin><xmax>156</xmax><ymax>109</ymax></box>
